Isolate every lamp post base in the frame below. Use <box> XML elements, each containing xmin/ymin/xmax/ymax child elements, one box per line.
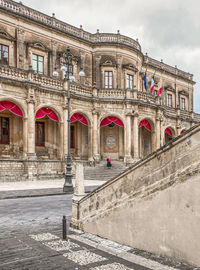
<box><xmin>63</xmin><ymin>184</ymin><xmax>74</xmax><ymax>193</ymax></box>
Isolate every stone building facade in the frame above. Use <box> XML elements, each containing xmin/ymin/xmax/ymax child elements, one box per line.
<box><xmin>0</xmin><ymin>0</ymin><xmax>199</xmax><ymax>181</ymax></box>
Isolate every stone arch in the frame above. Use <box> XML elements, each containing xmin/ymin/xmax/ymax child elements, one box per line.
<box><xmin>0</xmin><ymin>98</ymin><xmax>26</xmax><ymax>158</ymax></box>
<box><xmin>100</xmin><ymin>114</ymin><xmax>125</xmax><ymax>160</ymax></box>
<box><xmin>35</xmin><ymin>104</ymin><xmax>62</xmax><ymax>122</ymax></box>
<box><xmin>99</xmin><ymin>113</ymin><xmax>125</xmax><ymax>128</ymax></box>
<box><xmin>138</xmin><ymin>118</ymin><xmax>154</xmax><ymax>158</ymax></box>
<box><xmin>164</xmin><ymin>126</ymin><xmax>175</xmax><ymax>144</ymax></box>
<box><xmin>70</xmin><ymin>111</ymin><xmax>91</xmax><ymax>160</ymax></box>
<box><xmin>70</xmin><ymin>110</ymin><xmax>92</xmax><ymax>127</ymax></box>
<box><xmin>0</xmin><ymin>97</ymin><xmax>27</xmax><ymax>118</ymax></box>
<box><xmin>35</xmin><ymin>105</ymin><xmax>61</xmax><ymax>159</ymax></box>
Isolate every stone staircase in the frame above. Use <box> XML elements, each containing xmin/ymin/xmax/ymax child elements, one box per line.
<box><xmin>84</xmin><ymin>161</ymin><xmax>128</xmax><ymax>182</ymax></box>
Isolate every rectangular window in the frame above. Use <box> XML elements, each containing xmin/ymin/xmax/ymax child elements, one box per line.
<box><xmin>104</xmin><ymin>71</ymin><xmax>113</xmax><ymax>89</ymax></box>
<box><xmin>36</xmin><ymin>122</ymin><xmax>45</xmax><ymax>146</ymax></box>
<box><xmin>126</xmin><ymin>74</ymin><xmax>134</xmax><ymax>89</ymax></box>
<box><xmin>0</xmin><ymin>44</ymin><xmax>9</xmax><ymax>65</ymax></box>
<box><xmin>153</xmin><ymin>90</ymin><xmax>158</xmax><ymax>96</ymax></box>
<box><xmin>0</xmin><ymin>117</ymin><xmax>9</xmax><ymax>144</ymax></box>
<box><xmin>180</xmin><ymin>97</ymin><xmax>185</xmax><ymax>110</ymax></box>
<box><xmin>167</xmin><ymin>94</ymin><xmax>172</xmax><ymax>107</ymax></box>
<box><xmin>32</xmin><ymin>54</ymin><xmax>44</xmax><ymax>74</ymax></box>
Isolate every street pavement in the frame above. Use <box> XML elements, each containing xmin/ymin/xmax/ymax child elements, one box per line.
<box><xmin>0</xmin><ymin>195</ymin><xmax>199</xmax><ymax>270</ymax></box>
<box><xmin>0</xmin><ymin>179</ymin><xmax>104</xmax><ymax>200</ymax></box>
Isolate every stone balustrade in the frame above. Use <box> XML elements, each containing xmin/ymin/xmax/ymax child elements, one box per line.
<box><xmin>98</xmin><ymin>89</ymin><xmax>126</xmax><ymax>98</ymax></box>
<box><xmin>137</xmin><ymin>91</ymin><xmax>156</xmax><ymax>103</ymax></box>
<box><xmin>32</xmin><ymin>73</ymin><xmax>63</xmax><ymax>89</ymax></box>
<box><xmin>0</xmin><ymin>65</ymin><xmax>197</xmax><ymax>122</ymax></box>
<box><xmin>0</xmin><ymin>0</ymin><xmax>141</xmax><ymax>51</ymax></box>
<box><xmin>144</xmin><ymin>55</ymin><xmax>193</xmax><ymax>81</ymax></box>
<box><xmin>0</xmin><ymin>65</ymin><xmax>28</xmax><ymax>80</ymax></box>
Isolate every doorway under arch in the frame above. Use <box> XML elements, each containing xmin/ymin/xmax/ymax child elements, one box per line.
<box><xmin>100</xmin><ymin>116</ymin><xmax>124</xmax><ymax>160</ymax></box>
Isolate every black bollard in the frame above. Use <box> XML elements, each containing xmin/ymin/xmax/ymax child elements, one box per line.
<box><xmin>62</xmin><ymin>215</ymin><xmax>67</xmax><ymax>240</ymax></box>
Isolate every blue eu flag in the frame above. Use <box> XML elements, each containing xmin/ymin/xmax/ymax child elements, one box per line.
<box><xmin>142</xmin><ymin>72</ymin><xmax>147</xmax><ymax>91</ymax></box>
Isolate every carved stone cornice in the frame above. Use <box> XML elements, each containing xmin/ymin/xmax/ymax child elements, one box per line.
<box><xmin>0</xmin><ymin>29</ymin><xmax>15</xmax><ymax>41</ymax></box>
<box><xmin>178</xmin><ymin>90</ymin><xmax>189</xmax><ymax>97</ymax></box>
<box><xmin>26</xmin><ymin>41</ymin><xmax>51</xmax><ymax>52</ymax></box>
<box><xmin>122</xmin><ymin>63</ymin><xmax>138</xmax><ymax>72</ymax></box>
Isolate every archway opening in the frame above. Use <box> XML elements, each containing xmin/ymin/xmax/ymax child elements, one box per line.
<box><xmin>0</xmin><ymin>101</ymin><xmax>23</xmax><ymax>158</ymax></box>
<box><xmin>139</xmin><ymin>119</ymin><xmax>152</xmax><ymax>157</ymax></box>
<box><xmin>35</xmin><ymin>107</ymin><xmax>60</xmax><ymax>159</ymax></box>
<box><xmin>70</xmin><ymin>113</ymin><xmax>89</xmax><ymax>160</ymax></box>
<box><xmin>164</xmin><ymin>127</ymin><xmax>173</xmax><ymax>144</ymax></box>
<box><xmin>100</xmin><ymin>116</ymin><xmax>124</xmax><ymax>160</ymax></box>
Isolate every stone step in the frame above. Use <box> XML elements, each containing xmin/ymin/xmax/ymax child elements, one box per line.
<box><xmin>84</xmin><ymin>161</ymin><xmax>127</xmax><ymax>182</ymax></box>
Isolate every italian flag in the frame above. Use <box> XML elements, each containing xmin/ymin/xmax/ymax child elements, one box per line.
<box><xmin>150</xmin><ymin>72</ymin><xmax>155</xmax><ymax>93</ymax></box>
<box><xmin>157</xmin><ymin>87</ymin><xmax>162</xmax><ymax>96</ymax></box>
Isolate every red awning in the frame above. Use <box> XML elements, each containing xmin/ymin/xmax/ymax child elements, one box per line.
<box><xmin>165</xmin><ymin>128</ymin><xmax>173</xmax><ymax>136</ymax></box>
<box><xmin>180</xmin><ymin>129</ymin><xmax>185</xmax><ymax>135</ymax></box>
<box><xmin>35</xmin><ymin>107</ymin><xmax>59</xmax><ymax>122</ymax></box>
<box><xmin>0</xmin><ymin>101</ymin><xmax>23</xmax><ymax>117</ymax></box>
<box><xmin>139</xmin><ymin>119</ymin><xmax>151</xmax><ymax>131</ymax></box>
<box><xmin>70</xmin><ymin>113</ymin><xmax>88</xmax><ymax>126</ymax></box>
<box><xmin>100</xmin><ymin>116</ymin><xmax>124</xmax><ymax>127</ymax></box>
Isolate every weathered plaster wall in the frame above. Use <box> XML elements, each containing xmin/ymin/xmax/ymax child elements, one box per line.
<box><xmin>72</xmin><ymin>125</ymin><xmax>200</xmax><ymax>266</ymax></box>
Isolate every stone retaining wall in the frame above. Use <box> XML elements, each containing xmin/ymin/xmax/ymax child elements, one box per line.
<box><xmin>71</xmin><ymin>125</ymin><xmax>200</xmax><ymax>267</ymax></box>
<box><xmin>0</xmin><ymin>159</ymin><xmax>64</xmax><ymax>182</ymax></box>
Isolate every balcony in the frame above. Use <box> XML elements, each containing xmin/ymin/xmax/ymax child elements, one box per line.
<box><xmin>0</xmin><ymin>65</ymin><xmax>197</xmax><ymax>123</ymax></box>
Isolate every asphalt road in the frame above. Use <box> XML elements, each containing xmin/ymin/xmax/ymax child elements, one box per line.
<box><xmin>0</xmin><ymin>195</ymin><xmax>198</xmax><ymax>270</ymax></box>
<box><xmin>0</xmin><ymin>195</ymin><xmax>72</xmax><ymax>234</ymax></box>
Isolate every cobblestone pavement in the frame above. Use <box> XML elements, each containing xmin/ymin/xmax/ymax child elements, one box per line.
<box><xmin>0</xmin><ymin>195</ymin><xmax>199</xmax><ymax>270</ymax></box>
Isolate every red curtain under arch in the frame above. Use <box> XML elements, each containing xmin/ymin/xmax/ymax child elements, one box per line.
<box><xmin>35</xmin><ymin>107</ymin><xmax>59</xmax><ymax>122</ymax></box>
<box><xmin>0</xmin><ymin>101</ymin><xmax>23</xmax><ymax>117</ymax></box>
<box><xmin>100</xmin><ymin>116</ymin><xmax>124</xmax><ymax>127</ymax></box>
<box><xmin>181</xmin><ymin>129</ymin><xmax>186</xmax><ymax>135</ymax></box>
<box><xmin>139</xmin><ymin>119</ymin><xmax>151</xmax><ymax>131</ymax></box>
<box><xmin>70</xmin><ymin>113</ymin><xmax>88</xmax><ymax>126</ymax></box>
<box><xmin>165</xmin><ymin>128</ymin><xmax>173</xmax><ymax>136</ymax></box>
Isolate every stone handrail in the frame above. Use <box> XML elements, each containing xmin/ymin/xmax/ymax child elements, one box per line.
<box><xmin>70</xmin><ymin>83</ymin><xmax>93</xmax><ymax>96</ymax></box>
<box><xmin>136</xmin><ymin>91</ymin><xmax>156</xmax><ymax>103</ymax></box>
<box><xmin>0</xmin><ymin>65</ymin><xmax>28</xmax><ymax>79</ymax></box>
<box><xmin>144</xmin><ymin>55</ymin><xmax>193</xmax><ymax>81</ymax></box>
<box><xmin>0</xmin><ymin>0</ymin><xmax>141</xmax><ymax>51</ymax></box>
<box><xmin>98</xmin><ymin>89</ymin><xmax>126</xmax><ymax>98</ymax></box>
<box><xmin>32</xmin><ymin>73</ymin><xmax>63</xmax><ymax>89</ymax></box>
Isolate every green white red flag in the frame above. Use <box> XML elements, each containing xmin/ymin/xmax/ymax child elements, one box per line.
<box><xmin>157</xmin><ymin>87</ymin><xmax>162</xmax><ymax>96</ymax></box>
<box><xmin>150</xmin><ymin>72</ymin><xmax>155</xmax><ymax>93</ymax></box>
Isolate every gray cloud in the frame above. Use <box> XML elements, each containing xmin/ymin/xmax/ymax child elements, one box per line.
<box><xmin>24</xmin><ymin>0</ymin><xmax>200</xmax><ymax>112</ymax></box>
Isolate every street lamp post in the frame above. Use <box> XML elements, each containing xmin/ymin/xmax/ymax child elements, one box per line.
<box><xmin>53</xmin><ymin>47</ymin><xmax>85</xmax><ymax>193</ymax></box>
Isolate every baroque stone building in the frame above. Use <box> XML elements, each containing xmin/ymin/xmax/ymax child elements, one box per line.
<box><xmin>0</xmin><ymin>0</ymin><xmax>199</xmax><ymax>181</ymax></box>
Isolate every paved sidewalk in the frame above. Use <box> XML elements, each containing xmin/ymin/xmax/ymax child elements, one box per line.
<box><xmin>1</xmin><ymin>227</ymin><xmax>198</xmax><ymax>270</ymax></box>
<box><xmin>0</xmin><ymin>179</ymin><xmax>105</xmax><ymax>200</ymax></box>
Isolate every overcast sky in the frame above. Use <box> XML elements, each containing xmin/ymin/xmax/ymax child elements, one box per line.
<box><xmin>24</xmin><ymin>0</ymin><xmax>200</xmax><ymax>113</ymax></box>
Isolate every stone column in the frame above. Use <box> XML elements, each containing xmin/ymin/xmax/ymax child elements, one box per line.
<box><xmin>63</xmin><ymin>105</ymin><xmax>68</xmax><ymax>157</ymax></box>
<box><xmin>27</xmin><ymin>99</ymin><xmax>35</xmax><ymax>155</ymax></box>
<box><xmin>117</xmin><ymin>54</ymin><xmax>121</xmax><ymax>89</ymax></box>
<box><xmin>160</xmin><ymin>118</ymin><xmax>164</xmax><ymax>146</ymax></box>
<box><xmin>23</xmin><ymin>117</ymin><xmax>28</xmax><ymax>159</ymax></box>
<box><xmin>59</xmin><ymin>121</ymin><xmax>64</xmax><ymax>160</ymax></box>
<box><xmin>133</xmin><ymin>112</ymin><xmax>139</xmax><ymax>160</ymax></box>
<box><xmin>88</xmin><ymin>125</ymin><xmax>93</xmax><ymax>163</ymax></box>
<box><xmin>17</xmin><ymin>27</ymin><xmax>24</xmax><ymax>69</ymax></box>
<box><xmin>96</xmin><ymin>55</ymin><xmax>101</xmax><ymax>89</ymax></box>
<box><xmin>156</xmin><ymin>116</ymin><xmax>161</xmax><ymax>149</ymax></box>
<box><xmin>92</xmin><ymin>110</ymin><xmax>100</xmax><ymax>161</ymax></box>
<box><xmin>25</xmin><ymin>93</ymin><xmax>37</xmax><ymax>180</ymax></box>
<box><xmin>125</xmin><ymin>113</ymin><xmax>133</xmax><ymax>163</ymax></box>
